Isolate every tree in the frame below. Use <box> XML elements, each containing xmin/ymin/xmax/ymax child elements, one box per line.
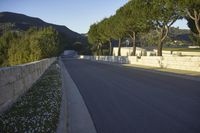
<box><xmin>73</xmin><ymin>41</ymin><xmax>83</xmax><ymax>54</ymax></box>
<box><xmin>187</xmin><ymin>18</ymin><xmax>200</xmax><ymax>45</ymax></box>
<box><xmin>147</xmin><ymin>0</ymin><xmax>180</xmax><ymax>56</ymax></box>
<box><xmin>8</xmin><ymin>27</ymin><xmax>60</xmax><ymax>66</ymax></box>
<box><xmin>187</xmin><ymin>18</ymin><xmax>200</xmax><ymax>35</ymax></box>
<box><xmin>88</xmin><ymin>23</ymin><xmax>103</xmax><ymax>55</ymax></box>
<box><xmin>0</xmin><ymin>31</ymin><xmax>19</xmax><ymax>66</ymax></box>
<box><xmin>116</xmin><ymin>0</ymin><xmax>151</xmax><ymax>56</ymax></box>
<box><xmin>110</xmin><ymin>15</ymin><xmax>126</xmax><ymax>56</ymax></box>
<box><xmin>88</xmin><ymin>23</ymin><xmax>98</xmax><ymax>55</ymax></box>
<box><xmin>178</xmin><ymin>0</ymin><xmax>200</xmax><ymax>37</ymax></box>
<box><xmin>37</xmin><ymin>27</ymin><xmax>59</xmax><ymax>58</ymax></box>
<box><xmin>98</xmin><ymin>18</ymin><xmax>113</xmax><ymax>55</ymax></box>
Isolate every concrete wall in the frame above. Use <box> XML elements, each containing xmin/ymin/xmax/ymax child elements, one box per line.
<box><xmin>162</xmin><ymin>57</ymin><xmax>200</xmax><ymax>72</ymax></box>
<box><xmin>153</xmin><ymin>49</ymin><xmax>200</xmax><ymax>57</ymax></box>
<box><xmin>0</xmin><ymin>57</ymin><xmax>56</xmax><ymax>113</ymax></box>
<box><xmin>79</xmin><ymin>55</ymin><xmax>200</xmax><ymax>72</ymax></box>
<box><xmin>113</xmin><ymin>47</ymin><xmax>200</xmax><ymax>57</ymax></box>
<box><xmin>130</xmin><ymin>56</ymin><xmax>163</xmax><ymax>67</ymax></box>
<box><xmin>113</xmin><ymin>47</ymin><xmax>147</xmax><ymax>56</ymax></box>
<box><xmin>188</xmin><ymin>46</ymin><xmax>200</xmax><ymax>48</ymax></box>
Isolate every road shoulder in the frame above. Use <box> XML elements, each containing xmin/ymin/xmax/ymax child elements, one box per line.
<box><xmin>59</xmin><ymin>58</ymin><xmax>97</xmax><ymax>133</ymax></box>
<box><xmin>122</xmin><ymin>64</ymin><xmax>200</xmax><ymax>82</ymax></box>
<box><xmin>85</xmin><ymin>59</ymin><xmax>200</xmax><ymax>82</ymax></box>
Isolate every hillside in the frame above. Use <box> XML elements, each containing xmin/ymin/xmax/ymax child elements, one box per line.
<box><xmin>169</xmin><ymin>27</ymin><xmax>191</xmax><ymax>42</ymax></box>
<box><xmin>0</xmin><ymin>12</ymin><xmax>81</xmax><ymax>38</ymax></box>
<box><xmin>0</xmin><ymin>12</ymin><xmax>88</xmax><ymax>50</ymax></box>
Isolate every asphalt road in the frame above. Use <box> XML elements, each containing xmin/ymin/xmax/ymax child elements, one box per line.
<box><xmin>63</xmin><ymin>59</ymin><xmax>200</xmax><ymax>133</ymax></box>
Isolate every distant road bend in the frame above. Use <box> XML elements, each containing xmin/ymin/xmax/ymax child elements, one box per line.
<box><xmin>63</xmin><ymin>58</ymin><xmax>200</xmax><ymax>133</ymax></box>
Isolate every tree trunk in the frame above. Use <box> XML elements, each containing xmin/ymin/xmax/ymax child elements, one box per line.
<box><xmin>100</xmin><ymin>44</ymin><xmax>103</xmax><ymax>55</ymax></box>
<box><xmin>157</xmin><ymin>40</ymin><xmax>163</xmax><ymax>56</ymax></box>
<box><xmin>97</xmin><ymin>45</ymin><xmax>99</xmax><ymax>56</ymax></box>
<box><xmin>187</xmin><ymin>10</ymin><xmax>200</xmax><ymax>37</ymax></box>
<box><xmin>118</xmin><ymin>38</ymin><xmax>121</xmax><ymax>56</ymax></box>
<box><xmin>157</xmin><ymin>26</ymin><xmax>168</xmax><ymax>56</ymax></box>
<box><xmin>109</xmin><ymin>40</ymin><xmax>112</xmax><ymax>56</ymax></box>
<box><xmin>194</xmin><ymin>11</ymin><xmax>200</xmax><ymax>37</ymax></box>
<box><xmin>194</xmin><ymin>18</ymin><xmax>200</xmax><ymax>37</ymax></box>
<box><xmin>131</xmin><ymin>32</ymin><xmax>136</xmax><ymax>56</ymax></box>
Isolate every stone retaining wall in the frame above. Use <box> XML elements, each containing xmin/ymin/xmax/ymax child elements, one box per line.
<box><xmin>162</xmin><ymin>57</ymin><xmax>200</xmax><ymax>72</ymax></box>
<box><xmin>79</xmin><ymin>55</ymin><xmax>200</xmax><ymax>72</ymax></box>
<box><xmin>0</xmin><ymin>57</ymin><xmax>56</xmax><ymax>113</ymax></box>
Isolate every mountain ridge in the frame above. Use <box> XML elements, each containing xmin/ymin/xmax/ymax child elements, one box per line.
<box><xmin>0</xmin><ymin>12</ymin><xmax>83</xmax><ymax>39</ymax></box>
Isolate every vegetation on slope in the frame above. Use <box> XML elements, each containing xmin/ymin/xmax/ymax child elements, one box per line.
<box><xmin>0</xmin><ymin>27</ymin><xmax>60</xmax><ymax>66</ymax></box>
<box><xmin>0</xmin><ymin>12</ymin><xmax>91</xmax><ymax>67</ymax></box>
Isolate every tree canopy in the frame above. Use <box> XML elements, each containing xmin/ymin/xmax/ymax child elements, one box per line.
<box><xmin>87</xmin><ymin>0</ymin><xmax>199</xmax><ymax>56</ymax></box>
<box><xmin>116</xmin><ymin>0</ymin><xmax>152</xmax><ymax>55</ymax></box>
<box><xmin>177</xmin><ymin>0</ymin><xmax>200</xmax><ymax>45</ymax></box>
<box><xmin>146</xmin><ymin>0</ymin><xmax>180</xmax><ymax>56</ymax></box>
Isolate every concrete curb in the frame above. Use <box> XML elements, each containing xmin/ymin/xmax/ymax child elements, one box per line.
<box><xmin>57</xmin><ymin>57</ymin><xmax>97</xmax><ymax>133</ymax></box>
<box><xmin>56</xmin><ymin>58</ymin><xmax>68</xmax><ymax>133</ymax></box>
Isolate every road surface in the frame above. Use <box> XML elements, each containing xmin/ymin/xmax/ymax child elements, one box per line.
<box><xmin>63</xmin><ymin>58</ymin><xmax>200</xmax><ymax>133</ymax></box>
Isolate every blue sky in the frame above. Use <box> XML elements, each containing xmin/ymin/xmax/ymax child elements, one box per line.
<box><xmin>0</xmin><ymin>0</ymin><xmax>189</xmax><ymax>33</ymax></box>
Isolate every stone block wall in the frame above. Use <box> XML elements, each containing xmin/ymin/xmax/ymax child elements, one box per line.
<box><xmin>113</xmin><ymin>47</ymin><xmax>200</xmax><ymax>57</ymax></box>
<box><xmin>162</xmin><ymin>57</ymin><xmax>200</xmax><ymax>72</ymax></box>
<box><xmin>136</xmin><ymin>57</ymin><xmax>162</xmax><ymax>67</ymax></box>
<box><xmin>0</xmin><ymin>57</ymin><xmax>56</xmax><ymax>113</ymax></box>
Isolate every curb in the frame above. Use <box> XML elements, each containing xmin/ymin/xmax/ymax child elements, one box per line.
<box><xmin>56</xmin><ymin>58</ymin><xmax>68</xmax><ymax>133</ymax></box>
<box><xmin>57</xmin><ymin>57</ymin><xmax>97</xmax><ymax>133</ymax></box>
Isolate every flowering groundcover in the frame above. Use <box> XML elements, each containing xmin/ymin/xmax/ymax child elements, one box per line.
<box><xmin>0</xmin><ymin>62</ymin><xmax>62</xmax><ymax>133</ymax></box>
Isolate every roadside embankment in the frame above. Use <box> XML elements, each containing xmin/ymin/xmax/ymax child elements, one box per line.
<box><xmin>0</xmin><ymin>61</ymin><xmax>61</xmax><ymax>132</ymax></box>
<box><xmin>0</xmin><ymin>57</ymin><xmax>56</xmax><ymax>113</ymax></box>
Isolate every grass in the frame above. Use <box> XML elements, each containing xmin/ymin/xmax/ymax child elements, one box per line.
<box><xmin>163</xmin><ymin>48</ymin><xmax>200</xmax><ymax>52</ymax></box>
<box><xmin>123</xmin><ymin>64</ymin><xmax>200</xmax><ymax>77</ymax></box>
<box><xmin>0</xmin><ymin>62</ymin><xmax>62</xmax><ymax>133</ymax></box>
